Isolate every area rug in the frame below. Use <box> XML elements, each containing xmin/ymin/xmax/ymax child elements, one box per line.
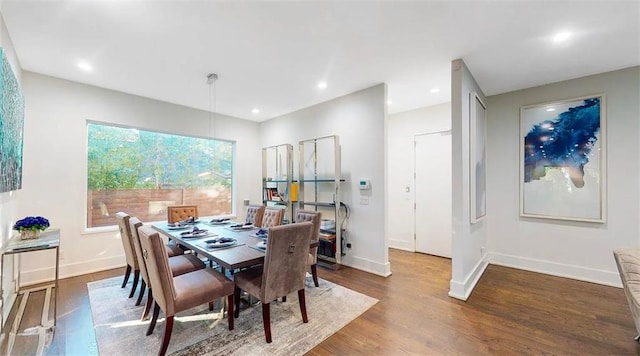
<box><xmin>88</xmin><ymin>275</ymin><xmax>377</xmax><ymax>355</ymax></box>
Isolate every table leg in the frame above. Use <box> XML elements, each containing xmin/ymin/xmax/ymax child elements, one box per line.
<box><xmin>54</xmin><ymin>246</ymin><xmax>59</xmax><ymax>328</ymax></box>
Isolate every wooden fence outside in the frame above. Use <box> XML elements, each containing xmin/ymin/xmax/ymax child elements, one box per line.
<box><xmin>87</xmin><ymin>187</ymin><xmax>232</xmax><ymax>227</ymax></box>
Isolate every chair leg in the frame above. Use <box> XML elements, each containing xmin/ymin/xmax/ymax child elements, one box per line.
<box><xmin>281</xmin><ymin>296</ymin><xmax>286</xmax><ymax>302</ymax></box>
<box><xmin>233</xmin><ymin>286</ymin><xmax>241</xmax><ymax>318</ymax></box>
<box><xmin>227</xmin><ymin>294</ymin><xmax>234</xmax><ymax>330</ymax></box>
<box><xmin>121</xmin><ymin>265</ymin><xmax>132</xmax><ymax>288</ymax></box>
<box><xmin>208</xmin><ymin>301</ymin><xmax>214</xmax><ymax>311</ymax></box>
<box><xmin>298</xmin><ymin>289</ymin><xmax>308</xmax><ymax>323</ymax></box>
<box><xmin>146</xmin><ymin>302</ymin><xmax>160</xmax><ymax>336</ymax></box>
<box><xmin>262</xmin><ymin>302</ymin><xmax>272</xmax><ymax>343</ymax></box>
<box><xmin>311</xmin><ymin>264</ymin><xmax>319</xmax><ymax>287</ymax></box>
<box><xmin>135</xmin><ymin>280</ymin><xmax>146</xmax><ymax>306</ymax></box>
<box><xmin>159</xmin><ymin>315</ymin><xmax>174</xmax><ymax>356</ymax></box>
<box><xmin>129</xmin><ymin>270</ymin><xmax>140</xmax><ymax>298</ymax></box>
<box><xmin>141</xmin><ymin>289</ymin><xmax>153</xmax><ymax>321</ymax></box>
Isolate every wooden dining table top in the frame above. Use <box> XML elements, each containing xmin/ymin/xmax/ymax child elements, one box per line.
<box><xmin>151</xmin><ymin>218</ymin><xmax>266</xmax><ymax>271</ymax></box>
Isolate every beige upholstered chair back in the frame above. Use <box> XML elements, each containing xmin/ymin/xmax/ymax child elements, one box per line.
<box><xmin>245</xmin><ymin>204</ymin><xmax>265</xmax><ymax>227</ymax></box>
<box><xmin>261</xmin><ymin>207</ymin><xmax>284</xmax><ymax>228</ymax></box>
<box><xmin>260</xmin><ymin>222</ymin><xmax>313</xmax><ymax>304</ymax></box>
<box><xmin>167</xmin><ymin>205</ymin><xmax>199</xmax><ymax>224</ymax></box>
<box><xmin>138</xmin><ymin>225</ymin><xmax>177</xmax><ymax>316</ymax></box>
<box><xmin>295</xmin><ymin>210</ymin><xmax>321</xmax><ymax>243</ymax></box>
<box><xmin>129</xmin><ymin>217</ymin><xmax>150</xmax><ymax>286</ymax></box>
<box><xmin>613</xmin><ymin>247</ymin><xmax>640</xmax><ymax>338</ymax></box>
<box><xmin>116</xmin><ymin>212</ymin><xmax>138</xmax><ymax>269</ymax></box>
<box><xmin>295</xmin><ymin>210</ymin><xmax>322</xmax><ymax>264</ymax></box>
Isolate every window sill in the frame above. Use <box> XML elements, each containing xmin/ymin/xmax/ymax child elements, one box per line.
<box><xmin>82</xmin><ymin>225</ymin><xmax>118</xmax><ymax>236</ymax></box>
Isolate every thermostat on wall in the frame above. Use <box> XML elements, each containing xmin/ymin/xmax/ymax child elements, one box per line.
<box><xmin>359</xmin><ymin>179</ymin><xmax>370</xmax><ymax>190</ymax></box>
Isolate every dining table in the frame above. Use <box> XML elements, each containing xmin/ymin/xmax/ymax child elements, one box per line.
<box><xmin>151</xmin><ymin>218</ymin><xmax>268</xmax><ymax>272</ymax></box>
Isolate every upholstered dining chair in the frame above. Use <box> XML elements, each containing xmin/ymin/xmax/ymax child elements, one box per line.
<box><xmin>167</xmin><ymin>205</ymin><xmax>199</xmax><ymax>224</ymax></box>
<box><xmin>129</xmin><ymin>217</ymin><xmax>206</xmax><ymax>320</ymax></box>
<box><xmin>261</xmin><ymin>206</ymin><xmax>284</xmax><ymax>228</ymax></box>
<box><xmin>613</xmin><ymin>247</ymin><xmax>640</xmax><ymax>341</ymax></box>
<box><xmin>245</xmin><ymin>204</ymin><xmax>265</xmax><ymax>227</ymax></box>
<box><xmin>295</xmin><ymin>210</ymin><xmax>322</xmax><ymax>287</ymax></box>
<box><xmin>233</xmin><ymin>222</ymin><xmax>313</xmax><ymax>343</ymax></box>
<box><xmin>138</xmin><ymin>225</ymin><xmax>235</xmax><ymax>356</ymax></box>
<box><xmin>116</xmin><ymin>212</ymin><xmax>141</xmax><ymax>298</ymax></box>
<box><xmin>118</xmin><ymin>212</ymin><xmax>186</xmax><ymax>265</ymax></box>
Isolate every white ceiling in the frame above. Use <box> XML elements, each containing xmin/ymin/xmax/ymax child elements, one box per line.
<box><xmin>2</xmin><ymin>1</ymin><xmax>639</xmax><ymax>122</ymax></box>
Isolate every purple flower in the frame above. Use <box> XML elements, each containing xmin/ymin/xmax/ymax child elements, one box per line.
<box><xmin>13</xmin><ymin>216</ymin><xmax>50</xmax><ymax>231</ymax></box>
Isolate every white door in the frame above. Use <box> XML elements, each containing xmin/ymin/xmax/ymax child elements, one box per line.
<box><xmin>414</xmin><ymin>131</ymin><xmax>452</xmax><ymax>257</ymax></box>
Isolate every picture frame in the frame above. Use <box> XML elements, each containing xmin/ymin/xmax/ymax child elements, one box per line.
<box><xmin>470</xmin><ymin>92</ymin><xmax>487</xmax><ymax>223</ymax></box>
<box><xmin>469</xmin><ymin>91</ymin><xmax>487</xmax><ymax>224</ymax></box>
<box><xmin>520</xmin><ymin>94</ymin><xmax>606</xmax><ymax>223</ymax></box>
<box><xmin>0</xmin><ymin>47</ymin><xmax>25</xmax><ymax>193</ymax></box>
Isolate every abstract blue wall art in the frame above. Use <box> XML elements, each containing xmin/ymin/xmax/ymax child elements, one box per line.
<box><xmin>520</xmin><ymin>94</ymin><xmax>606</xmax><ymax>223</ymax></box>
<box><xmin>0</xmin><ymin>48</ymin><xmax>24</xmax><ymax>193</ymax></box>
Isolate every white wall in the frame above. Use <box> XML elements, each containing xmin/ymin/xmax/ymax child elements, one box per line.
<box><xmin>0</xmin><ymin>8</ymin><xmax>22</xmax><ymax>325</ymax></box>
<box><xmin>18</xmin><ymin>72</ymin><xmax>262</xmax><ymax>284</ymax></box>
<box><xmin>259</xmin><ymin>84</ymin><xmax>391</xmax><ymax>277</ymax></box>
<box><xmin>387</xmin><ymin>103</ymin><xmax>451</xmax><ymax>251</ymax></box>
<box><xmin>486</xmin><ymin>66</ymin><xmax>640</xmax><ymax>287</ymax></box>
<box><xmin>450</xmin><ymin>59</ymin><xmax>488</xmax><ymax>300</ymax></box>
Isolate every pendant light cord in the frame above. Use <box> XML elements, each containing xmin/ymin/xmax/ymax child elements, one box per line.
<box><xmin>207</xmin><ymin>73</ymin><xmax>218</xmax><ymax>138</ymax></box>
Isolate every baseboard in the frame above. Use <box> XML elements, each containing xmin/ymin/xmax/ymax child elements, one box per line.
<box><xmin>341</xmin><ymin>255</ymin><xmax>392</xmax><ymax>277</ymax></box>
<box><xmin>489</xmin><ymin>252</ymin><xmax>622</xmax><ymax>288</ymax></box>
<box><xmin>20</xmin><ymin>251</ymin><xmax>396</xmax><ymax>284</ymax></box>
<box><xmin>449</xmin><ymin>254</ymin><xmax>489</xmax><ymax>301</ymax></box>
<box><xmin>388</xmin><ymin>238</ymin><xmax>414</xmax><ymax>252</ymax></box>
<box><xmin>19</xmin><ymin>255</ymin><xmax>124</xmax><ymax>287</ymax></box>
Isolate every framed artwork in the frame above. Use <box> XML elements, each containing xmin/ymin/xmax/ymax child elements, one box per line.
<box><xmin>520</xmin><ymin>94</ymin><xmax>606</xmax><ymax>223</ymax></box>
<box><xmin>0</xmin><ymin>48</ymin><xmax>25</xmax><ymax>193</ymax></box>
<box><xmin>470</xmin><ymin>92</ymin><xmax>487</xmax><ymax>223</ymax></box>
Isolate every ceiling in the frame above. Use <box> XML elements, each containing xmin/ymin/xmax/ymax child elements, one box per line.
<box><xmin>2</xmin><ymin>1</ymin><xmax>638</xmax><ymax>122</ymax></box>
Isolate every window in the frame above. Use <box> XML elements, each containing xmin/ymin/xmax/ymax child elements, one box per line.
<box><xmin>86</xmin><ymin>122</ymin><xmax>233</xmax><ymax>228</ymax></box>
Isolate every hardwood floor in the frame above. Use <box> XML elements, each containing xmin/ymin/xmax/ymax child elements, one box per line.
<box><xmin>0</xmin><ymin>268</ymin><xmax>122</xmax><ymax>355</ymax></box>
<box><xmin>1</xmin><ymin>249</ymin><xmax>637</xmax><ymax>355</ymax></box>
<box><xmin>311</xmin><ymin>250</ymin><xmax>638</xmax><ymax>355</ymax></box>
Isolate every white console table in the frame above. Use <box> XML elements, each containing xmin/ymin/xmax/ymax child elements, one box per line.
<box><xmin>0</xmin><ymin>228</ymin><xmax>60</xmax><ymax>355</ymax></box>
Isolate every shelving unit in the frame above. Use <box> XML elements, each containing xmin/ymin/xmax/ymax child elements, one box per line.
<box><xmin>261</xmin><ymin>143</ymin><xmax>294</xmax><ymax>223</ymax></box>
<box><xmin>298</xmin><ymin>135</ymin><xmax>344</xmax><ymax>269</ymax></box>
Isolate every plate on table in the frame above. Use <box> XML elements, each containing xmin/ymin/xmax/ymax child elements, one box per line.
<box><xmin>229</xmin><ymin>224</ymin><xmax>255</xmax><ymax>231</ymax></box>
<box><xmin>167</xmin><ymin>224</ymin><xmax>191</xmax><ymax>230</ymax></box>
<box><xmin>252</xmin><ymin>228</ymin><xmax>269</xmax><ymax>239</ymax></box>
<box><xmin>179</xmin><ymin>218</ymin><xmax>200</xmax><ymax>224</ymax></box>
<box><xmin>180</xmin><ymin>228</ymin><xmax>210</xmax><ymax>238</ymax></box>
<box><xmin>209</xmin><ymin>219</ymin><xmax>231</xmax><ymax>225</ymax></box>
<box><xmin>203</xmin><ymin>237</ymin><xmax>237</xmax><ymax>249</ymax></box>
<box><xmin>255</xmin><ymin>240</ymin><xmax>267</xmax><ymax>250</ymax></box>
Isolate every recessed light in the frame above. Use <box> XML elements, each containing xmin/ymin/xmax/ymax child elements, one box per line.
<box><xmin>387</xmin><ymin>100</ymin><xmax>392</xmax><ymax>105</ymax></box>
<box><xmin>430</xmin><ymin>88</ymin><xmax>440</xmax><ymax>94</ymax></box>
<box><xmin>251</xmin><ymin>108</ymin><xmax>260</xmax><ymax>114</ymax></box>
<box><xmin>546</xmin><ymin>108</ymin><xmax>556</xmax><ymax>112</ymax></box>
<box><xmin>552</xmin><ymin>31</ymin><xmax>571</xmax><ymax>43</ymax></box>
<box><xmin>317</xmin><ymin>82</ymin><xmax>327</xmax><ymax>89</ymax></box>
<box><xmin>77</xmin><ymin>61</ymin><xmax>93</xmax><ymax>72</ymax></box>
